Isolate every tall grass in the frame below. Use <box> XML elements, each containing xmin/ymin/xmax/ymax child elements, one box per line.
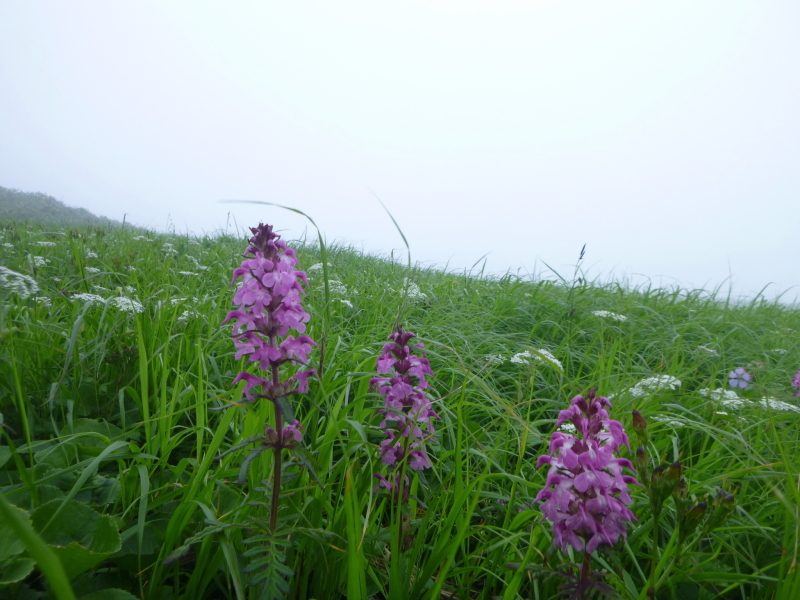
<box><xmin>0</xmin><ymin>220</ymin><xmax>798</xmax><ymax>599</ymax></box>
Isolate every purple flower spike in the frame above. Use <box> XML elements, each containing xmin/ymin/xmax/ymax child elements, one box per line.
<box><xmin>373</xmin><ymin>327</ymin><xmax>439</xmax><ymax>479</ymax></box>
<box><xmin>225</xmin><ymin>223</ymin><xmax>316</xmax><ymax>424</ymax></box>
<box><xmin>791</xmin><ymin>370</ymin><xmax>800</xmax><ymax>397</ymax></box>
<box><xmin>536</xmin><ymin>388</ymin><xmax>639</xmax><ymax>555</ymax></box>
<box><xmin>728</xmin><ymin>367</ymin><xmax>752</xmax><ymax>389</ymax></box>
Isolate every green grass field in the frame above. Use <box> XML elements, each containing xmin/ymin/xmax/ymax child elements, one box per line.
<box><xmin>1</xmin><ymin>219</ymin><xmax>799</xmax><ymax>600</ymax></box>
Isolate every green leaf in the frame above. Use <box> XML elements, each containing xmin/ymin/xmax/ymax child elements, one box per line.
<box><xmin>0</xmin><ymin>557</ymin><xmax>35</xmax><ymax>586</ymax></box>
<box><xmin>238</xmin><ymin>446</ymin><xmax>267</xmax><ymax>486</ymax></box>
<box><xmin>275</xmin><ymin>397</ymin><xmax>295</xmax><ymax>424</ymax></box>
<box><xmin>31</xmin><ymin>499</ymin><xmax>121</xmax><ymax>580</ymax></box>
<box><xmin>0</xmin><ymin>446</ymin><xmax>10</xmax><ymax>469</ymax></box>
<box><xmin>292</xmin><ymin>446</ymin><xmax>324</xmax><ymax>490</ymax></box>
<box><xmin>0</xmin><ymin>492</ymin><xmax>76</xmax><ymax>600</ymax></box>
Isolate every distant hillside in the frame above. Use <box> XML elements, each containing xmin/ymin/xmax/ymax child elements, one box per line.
<box><xmin>0</xmin><ymin>186</ymin><xmax>123</xmax><ymax>228</ymax></box>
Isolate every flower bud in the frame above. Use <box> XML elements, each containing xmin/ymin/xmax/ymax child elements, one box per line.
<box><xmin>664</xmin><ymin>461</ymin><xmax>683</xmax><ymax>485</ymax></box>
<box><xmin>679</xmin><ymin>502</ymin><xmax>707</xmax><ymax>543</ymax></box>
<box><xmin>672</xmin><ymin>477</ymin><xmax>688</xmax><ymax>502</ymax></box>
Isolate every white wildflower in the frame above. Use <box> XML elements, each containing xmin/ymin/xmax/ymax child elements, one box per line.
<box><xmin>170</xmin><ymin>297</ymin><xmax>188</xmax><ymax>305</ymax></box>
<box><xmin>2</xmin><ymin>243</ymin><xmax>14</xmax><ymax>248</ymax></box>
<box><xmin>36</xmin><ymin>241</ymin><xmax>57</xmax><ymax>247</ymax></box>
<box><xmin>523</xmin><ymin>293</ymin><xmax>532</xmax><ymax>298</ymax></box>
<box><xmin>698</xmin><ymin>388</ymin><xmax>741</xmax><ymax>401</ymax></box>
<box><xmin>132</xmin><ymin>236</ymin><xmax>153</xmax><ymax>242</ymax></box>
<box><xmin>335</xmin><ymin>298</ymin><xmax>354</xmax><ymax>309</ymax></box>
<box><xmin>627</xmin><ymin>375</ymin><xmax>681</xmax><ymax>398</ymax></box>
<box><xmin>92</xmin><ymin>286</ymin><xmax>110</xmax><ymax>292</ymax></box>
<box><xmin>404</xmin><ymin>278</ymin><xmax>428</xmax><ymax>302</ymax></box>
<box><xmin>108</xmin><ymin>297</ymin><xmax>144</xmax><ymax>313</ymax></box>
<box><xmin>178</xmin><ymin>271</ymin><xmax>198</xmax><ymax>276</ymax></box>
<box><xmin>759</xmin><ymin>397</ymin><xmax>800</xmax><ymax>413</ymax></box>
<box><xmin>34</xmin><ymin>296</ymin><xmax>52</xmax><ymax>308</ymax></box>
<box><xmin>33</xmin><ymin>256</ymin><xmax>49</xmax><ymax>267</ymax></box>
<box><xmin>85</xmin><ymin>267</ymin><xmax>101</xmax><ymax>274</ymax></box>
<box><xmin>557</xmin><ymin>422</ymin><xmax>577</xmax><ymax>434</ymax></box>
<box><xmin>771</xmin><ymin>349</ymin><xmax>788</xmax><ymax>355</ymax></box>
<box><xmin>715</xmin><ymin>411</ymin><xmax>729</xmax><ymax>416</ymax></box>
<box><xmin>696</xmin><ymin>345</ymin><xmax>719</xmax><ymax>357</ymax></box>
<box><xmin>0</xmin><ymin>267</ymin><xmax>39</xmax><ymax>299</ymax></box>
<box><xmin>188</xmin><ymin>239</ymin><xmax>200</xmax><ymax>245</ymax></box>
<box><xmin>71</xmin><ymin>293</ymin><xmax>106</xmax><ymax>304</ymax></box>
<box><xmin>123</xmin><ymin>286</ymin><xmax>136</xmax><ymax>294</ymax></box>
<box><xmin>509</xmin><ymin>349</ymin><xmax>563</xmax><ymax>371</ymax></box>
<box><xmin>85</xmin><ymin>251</ymin><xmax>99</xmax><ymax>259</ymax></box>
<box><xmin>125</xmin><ymin>266</ymin><xmax>137</xmax><ymax>272</ymax></box>
<box><xmin>720</xmin><ymin>398</ymin><xmax>751</xmax><ymax>410</ymax></box>
<box><xmin>485</xmin><ymin>354</ymin><xmax>506</xmax><ymax>365</ymax></box>
<box><xmin>325</xmin><ymin>280</ymin><xmax>348</xmax><ymax>295</ymax></box>
<box><xmin>177</xmin><ymin>309</ymin><xmax>200</xmax><ymax>323</ymax></box>
<box><xmin>307</xmin><ymin>263</ymin><xmax>324</xmax><ymax>272</ymax></box>
<box><xmin>593</xmin><ymin>310</ymin><xmax>627</xmax><ymax>322</ymax></box>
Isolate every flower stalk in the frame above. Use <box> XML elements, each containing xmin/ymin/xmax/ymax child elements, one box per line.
<box><xmin>223</xmin><ymin>223</ymin><xmax>316</xmax><ymax>531</ymax></box>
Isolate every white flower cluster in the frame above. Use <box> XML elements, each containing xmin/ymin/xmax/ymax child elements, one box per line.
<box><xmin>698</xmin><ymin>388</ymin><xmax>741</xmax><ymax>401</ymax></box>
<box><xmin>0</xmin><ymin>267</ymin><xmax>40</xmax><ymax>299</ymax></box>
<box><xmin>34</xmin><ymin>296</ymin><xmax>52</xmax><ymax>308</ymax></box>
<box><xmin>557</xmin><ymin>422</ymin><xmax>577</xmax><ymax>434</ymax></box>
<box><xmin>186</xmin><ymin>256</ymin><xmax>210</xmax><ymax>271</ymax></box>
<box><xmin>177</xmin><ymin>309</ymin><xmax>200</xmax><ymax>323</ymax></box>
<box><xmin>36</xmin><ymin>241</ymin><xmax>57</xmax><ymax>247</ymax></box>
<box><xmin>33</xmin><ymin>256</ymin><xmax>49</xmax><ymax>267</ymax></box>
<box><xmin>109</xmin><ymin>297</ymin><xmax>144</xmax><ymax>314</ymax></box>
<box><xmin>698</xmin><ymin>388</ymin><xmax>800</xmax><ymax>413</ymax></box>
<box><xmin>177</xmin><ymin>271</ymin><xmax>198</xmax><ymax>276</ymax></box>
<box><xmin>1</xmin><ymin>243</ymin><xmax>13</xmax><ymax>249</ymax></box>
<box><xmin>326</xmin><ymin>280</ymin><xmax>348</xmax><ymax>295</ymax></box>
<box><xmin>70</xmin><ymin>293</ymin><xmax>144</xmax><ymax>314</ymax></box>
<box><xmin>163</xmin><ymin>243</ymin><xmax>178</xmax><ymax>255</ymax></box>
<box><xmin>307</xmin><ymin>263</ymin><xmax>324</xmax><ymax>272</ymax></box>
<box><xmin>85</xmin><ymin>267</ymin><xmax>101</xmax><ymax>274</ymax></box>
<box><xmin>403</xmin><ymin>278</ymin><xmax>428</xmax><ymax>302</ymax></box>
<box><xmin>509</xmin><ymin>349</ymin><xmax>564</xmax><ymax>371</ymax></box>
<box><xmin>85</xmin><ymin>251</ymin><xmax>99</xmax><ymax>259</ymax></box>
<box><xmin>759</xmin><ymin>397</ymin><xmax>800</xmax><ymax>413</ymax></box>
<box><xmin>132</xmin><ymin>236</ymin><xmax>153</xmax><ymax>242</ymax></box>
<box><xmin>592</xmin><ymin>310</ymin><xmax>627</xmax><ymax>322</ymax></box>
<box><xmin>696</xmin><ymin>345</ymin><xmax>719</xmax><ymax>357</ymax></box>
<box><xmin>125</xmin><ymin>265</ymin><xmax>137</xmax><ymax>272</ymax></box>
<box><xmin>72</xmin><ymin>293</ymin><xmax>106</xmax><ymax>304</ymax></box>
<box><xmin>627</xmin><ymin>375</ymin><xmax>682</xmax><ymax>398</ymax></box>
<box><xmin>771</xmin><ymin>349</ymin><xmax>788</xmax><ymax>355</ymax></box>
<box><xmin>485</xmin><ymin>354</ymin><xmax>506</xmax><ymax>365</ymax></box>
<box><xmin>334</xmin><ymin>298</ymin><xmax>354</xmax><ymax>309</ymax></box>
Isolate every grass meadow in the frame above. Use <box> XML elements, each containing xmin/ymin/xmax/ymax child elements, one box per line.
<box><xmin>1</xmin><ymin>219</ymin><xmax>799</xmax><ymax>600</ymax></box>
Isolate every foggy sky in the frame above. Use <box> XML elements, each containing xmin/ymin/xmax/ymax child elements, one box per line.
<box><xmin>1</xmin><ymin>1</ymin><xmax>798</xmax><ymax>302</ymax></box>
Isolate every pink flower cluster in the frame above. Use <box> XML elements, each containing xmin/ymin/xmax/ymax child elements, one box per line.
<box><xmin>536</xmin><ymin>389</ymin><xmax>639</xmax><ymax>554</ymax></box>
<box><xmin>371</xmin><ymin>328</ymin><xmax>439</xmax><ymax>491</ymax></box>
<box><xmin>222</xmin><ymin>224</ymin><xmax>316</xmax><ymax>433</ymax></box>
<box><xmin>792</xmin><ymin>370</ymin><xmax>800</xmax><ymax>397</ymax></box>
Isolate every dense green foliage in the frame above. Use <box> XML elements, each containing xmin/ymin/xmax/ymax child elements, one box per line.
<box><xmin>0</xmin><ymin>186</ymin><xmax>123</xmax><ymax>228</ymax></box>
<box><xmin>1</xmin><ymin>219</ymin><xmax>799</xmax><ymax>599</ymax></box>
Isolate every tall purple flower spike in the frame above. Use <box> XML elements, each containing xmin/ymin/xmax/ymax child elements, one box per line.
<box><xmin>728</xmin><ymin>367</ymin><xmax>752</xmax><ymax>389</ymax></box>
<box><xmin>222</xmin><ymin>223</ymin><xmax>316</xmax><ymax>434</ymax></box>
<box><xmin>536</xmin><ymin>388</ymin><xmax>639</xmax><ymax>555</ymax></box>
<box><xmin>371</xmin><ymin>327</ymin><xmax>439</xmax><ymax>493</ymax></box>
